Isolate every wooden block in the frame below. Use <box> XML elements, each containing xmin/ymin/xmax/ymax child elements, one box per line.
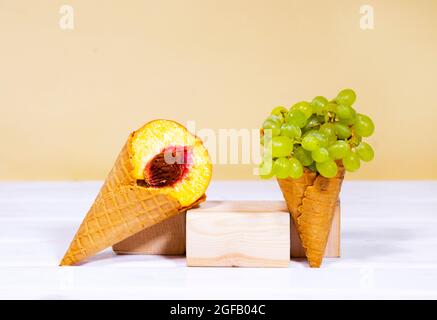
<box><xmin>112</xmin><ymin>212</ymin><xmax>186</xmax><ymax>255</ymax></box>
<box><xmin>186</xmin><ymin>201</ymin><xmax>290</xmax><ymax>268</ymax></box>
<box><xmin>291</xmin><ymin>201</ymin><xmax>340</xmax><ymax>258</ymax></box>
<box><xmin>112</xmin><ymin>200</ymin><xmax>341</xmax><ymax>259</ymax></box>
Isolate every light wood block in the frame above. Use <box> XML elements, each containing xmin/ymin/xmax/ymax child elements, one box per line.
<box><xmin>112</xmin><ymin>212</ymin><xmax>186</xmax><ymax>255</ymax></box>
<box><xmin>290</xmin><ymin>201</ymin><xmax>340</xmax><ymax>258</ymax></box>
<box><xmin>186</xmin><ymin>201</ymin><xmax>290</xmax><ymax>268</ymax></box>
<box><xmin>111</xmin><ymin>200</ymin><xmax>340</xmax><ymax>260</ymax></box>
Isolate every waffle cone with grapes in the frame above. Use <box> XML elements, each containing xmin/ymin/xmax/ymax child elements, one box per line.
<box><xmin>277</xmin><ymin>164</ymin><xmax>345</xmax><ymax>268</ymax></box>
<box><xmin>60</xmin><ymin>120</ymin><xmax>212</xmax><ymax>266</ymax></box>
<box><xmin>262</xmin><ymin>89</ymin><xmax>375</xmax><ymax>268</ymax></box>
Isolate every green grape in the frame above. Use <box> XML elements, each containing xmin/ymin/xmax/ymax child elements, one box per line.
<box><xmin>340</xmin><ymin>117</ymin><xmax>356</xmax><ymax>126</ymax></box>
<box><xmin>311</xmin><ymin>96</ymin><xmax>329</xmax><ymax>114</ymax></box>
<box><xmin>267</xmin><ymin>113</ymin><xmax>284</xmax><ymax>124</ymax></box>
<box><xmin>343</xmin><ymin>151</ymin><xmax>361</xmax><ymax>172</ymax></box>
<box><xmin>356</xmin><ymin>142</ymin><xmax>374</xmax><ymax>162</ymax></box>
<box><xmin>334</xmin><ymin>122</ymin><xmax>352</xmax><ymax>139</ymax></box>
<box><xmin>260</xmin><ymin>172</ymin><xmax>274</xmax><ymax>180</ymax></box>
<box><xmin>281</xmin><ymin>123</ymin><xmax>301</xmax><ymax>139</ymax></box>
<box><xmin>336</xmin><ymin>88</ymin><xmax>356</xmax><ymax>106</ymax></box>
<box><xmin>312</xmin><ymin>131</ymin><xmax>329</xmax><ymax>147</ymax></box>
<box><xmin>271</xmin><ymin>136</ymin><xmax>294</xmax><ymax>158</ymax></box>
<box><xmin>305</xmin><ymin>130</ymin><xmax>329</xmax><ymax>147</ymax></box>
<box><xmin>328</xmin><ymin>136</ymin><xmax>338</xmax><ymax>145</ymax></box>
<box><xmin>323</xmin><ymin>102</ymin><xmax>337</xmax><ymax>113</ymax></box>
<box><xmin>301</xmin><ymin>135</ymin><xmax>320</xmax><ymax>151</ymax></box>
<box><xmin>291</xmin><ymin>101</ymin><xmax>313</xmax><ymax>119</ymax></box>
<box><xmin>286</xmin><ymin>110</ymin><xmax>308</xmax><ymax>128</ymax></box>
<box><xmin>302</xmin><ymin>128</ymin><xmax>317</xmax><ymax>137</ymax></box>
<box><xmin>307</xmin><ymin>162</ymin><xmax>317</xmax><ymax>172</ymax></box>
<box><xmin>316</xmin><ymin>160</ymin><xmax>338</xmax><ymax>178</ymax></box>
<box><xmin>319</xmin><ymin>123</ymin><xmax>337</xmax><ymax>143</ymax></box>
<box><xmin>262</xmin><ymin>119</ymin><xmax>281</xmax><ymax>137</ymax></box>
<box><xmin>273</xmin><ymin>157</ymin><xmax>293</xmax><ymax>179</ymax></box>
<box><xmin>303</xmin><ymin>115</ymin><xmax>323</xmax><ymax>131</ymax></box>
<box><xmin>271</xmin><ymin>106</ymin><xmax>288</xmax><ymax>116</ymax></box>
<box><xmin>289</xmin><ymin>157</ymin><xmax>304</xmax><ymax>179</ymax></box>
<box><xmin>339</xmin><ymin>107</ymin><xmax>357</xmax><ymax>125</ymax></box>
<box><xmin>259</xmin><ymin>161</ymin><xmax>274</xmax><ymax>179</ymax></box>
<box><xmin>261</xmin><ymin>132</ymin><xmax>273</xmax><ymax>149</ymax></box>
<box><xmin>336</xmin><ymin>104</ymin><xmax>354</xmax><ymax>120</ymax></box>
<box><xmin>320</xmin><ymin>123</ymin><xmax>335</xmax><ymax>136</ymax></box>
<box><xmin>300</xmin><ymin>126</ymin><xmax>311</xmax><ymax>136</ymax></box>
<box><xmin>294</xmin><ymin>146</ymin><xmax>313</xmax><ymax>166</ymax></box>
<box><xmin>349</xmin><ymin>132</ymin><xmax>362</xmax><ymax>146</ymax></box>
<box><xmin>354</xmin><ymin>114</ymin><xmax>375</xmax><ymax>137</ymax></box>
<box><xmin>328</xmin><ymin>140</ymin><xmax>350</xmax><ymax>159</ymax></box>
<box><xmin>262</xmin><ymin>140</ymin><xmax>273</xmax><ymax>160</ymax></box>
<box><xmin>311</xmin><ymin>147</ymin><xmax>330</xmax><ymax>163</ymax></box>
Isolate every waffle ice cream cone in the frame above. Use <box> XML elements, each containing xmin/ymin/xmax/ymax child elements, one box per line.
<box><xmin>277</xmin><ymin>166</ymin><xmax>345</xmax><ymax>267</ymax></box>
<box><xmin>60</xmin><ymin>120</ymin><xmax>211</xmax><ymax>266</ymax></box>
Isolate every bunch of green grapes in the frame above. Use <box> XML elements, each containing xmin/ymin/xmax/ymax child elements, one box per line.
<box><xmin>260</xmin><ymin>89</ymin><xmax>375</xmax><ymax>179</ymax></box>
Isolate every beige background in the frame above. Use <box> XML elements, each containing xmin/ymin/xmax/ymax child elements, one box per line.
<box><xmin>1</xmin><ymin>0</ymin><xmax>436</xmax><ymax>180</ymax></box>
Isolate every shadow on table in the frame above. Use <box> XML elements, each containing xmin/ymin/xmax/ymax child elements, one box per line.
<box><xmin>342</xmin><ymin>227</ymin><xmax>414</xmax><ymax>259</ymax></box>
<box><xmin>54</xmin><ymin>222</ymin><xmax>187</xmax><ymax>266</ymax></box>
<box><xmin>51</xmin><ymin>223</ymin><xmax>117</xmax><ymax>266</ymax></box>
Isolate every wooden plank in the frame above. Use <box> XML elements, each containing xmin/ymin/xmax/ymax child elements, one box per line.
<box><xmin>193</xmin><ymin>200</ymin><xmax>288</xmax><ymax>213</ymax></box>
<box><xmin>186</xmin><ymin>201</ymin><xmax>290</xmax><ymax>268</ymax></box>
<box><xmin>112</xmin><ymin>212</ymin><xmax>186</xmax><ymax>255</ymax></box>
<box><xmin>291</xmin><ymin>201</ymin><xmax>340</xmax><ymax>258</ymax></box>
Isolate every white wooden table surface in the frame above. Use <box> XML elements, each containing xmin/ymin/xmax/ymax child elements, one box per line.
<box><xmin>1</xmin><ymin>181</ymin><xmax>436</xmax><ymax>299</ymax></box>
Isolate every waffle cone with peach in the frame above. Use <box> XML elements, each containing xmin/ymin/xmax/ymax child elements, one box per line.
<box><xmin>60</xmin><ymin>120</ymin><xmax>212</xmax><ymax>266</ymax></box>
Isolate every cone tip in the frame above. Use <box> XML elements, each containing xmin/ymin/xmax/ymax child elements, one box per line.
<box><xmin>309</xmin><ymin>260</ymin><xmax>322</xmax><ymax>268</ymax></box>
<box><xmin>59</xmin><ymin>256</ymin><xmax>73</xmax><ymax>266</ymax></box>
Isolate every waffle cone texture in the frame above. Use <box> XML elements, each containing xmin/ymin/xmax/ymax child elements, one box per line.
<box><xmin>277</xmin><ymin>166</ymin><xmax>345</xmax><ymax>268</ymax></box>
<box><xmin>60</xmin><ymin>134</ymin><xmax>205</xmax><ymax>266</ymax></box>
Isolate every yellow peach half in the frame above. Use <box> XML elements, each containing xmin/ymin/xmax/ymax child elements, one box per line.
<box><xmin>130</xmin><ymin>119</ymin><xmax>212</xmax><ymax>207</ymax></box>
